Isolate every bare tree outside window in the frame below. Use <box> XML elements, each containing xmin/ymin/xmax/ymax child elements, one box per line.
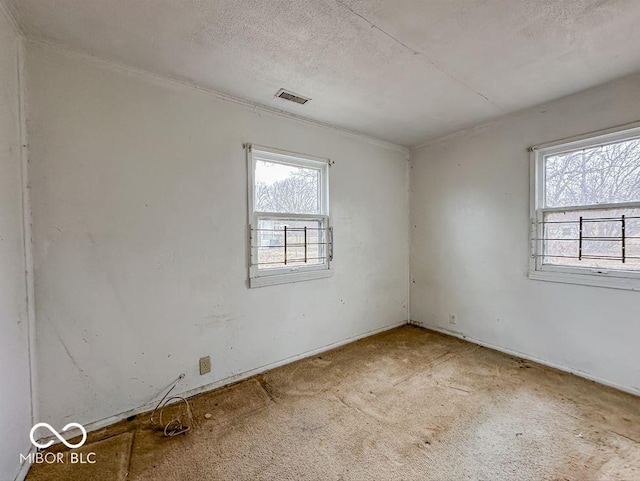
<box><xmin>250</xmin><ymin>155</ymin><xmax>330</xmax><ymax>274</ymax></box>
<box><xmin>255</xmin><ymin>164</ymin><xmax>320</xmax><ymax>214</ymax></box>
<box><xmin>545</xmin><ymin>138</ymin><xmax>640</xmax><ymax>207</ymax></box>
<box><xmin>541</xmin><ymin>138</ymin><xmax>640</xmax><ymax>271</ymax></box>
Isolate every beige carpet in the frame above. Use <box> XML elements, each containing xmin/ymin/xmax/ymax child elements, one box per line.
<box><xmin>26</xmin><ymin>326</ymin><xmax>640</xmax><ymax>480</ymax></box>
<box><xmin>26</xmin><ymin>432</ymin><xmax>133</xmax><ymax>481</ymax></box>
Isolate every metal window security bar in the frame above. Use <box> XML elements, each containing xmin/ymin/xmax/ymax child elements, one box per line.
<box><xmin>250</xmin><ymin>225</ymin><xmax>333</xmax><ymax>268</ymax></box>
<box><xmin>532</xmin><ymin>214</ymin><xmax>640</xmax><ymax>263</ymax></box>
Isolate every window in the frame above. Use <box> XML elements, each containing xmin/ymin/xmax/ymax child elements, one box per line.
<box><xmin>247</xmin><ymin>145</ymin><xmax>333</xmax><ymax>287</ymax></box>
<box><xmin>530</xmin><ymin>124</ymin><xmax>640</xmax><ymax>290</ymax></box>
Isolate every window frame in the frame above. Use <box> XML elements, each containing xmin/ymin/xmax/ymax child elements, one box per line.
<box><xmin>529</xmin><ymin>123</ymin><xmax>640</xmax><ymax>291</ymax></box>
<box><xmin>247</xmin><ymin>144</ymin><xmax>333</xmax><ymax>288</ymax></box>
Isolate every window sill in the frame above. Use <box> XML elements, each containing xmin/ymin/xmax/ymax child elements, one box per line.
<box><xmin>528</xmin><ymin>269</ymin><xmax>640</xmax><ymax>292</ymax></box>
<box><xmin>250</xmin><ymin>269</ymin><xmax>334</xmax><ymax>288</ymax></box>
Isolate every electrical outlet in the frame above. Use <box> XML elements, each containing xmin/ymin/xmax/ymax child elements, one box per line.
<box><xmin>199</xmin><ymin>356</ymin><xmax>211</xmax><ymax>375</ymax></box>
<box><xmin>449</xmin><ymin>313</ymin><xmax>457</xmax><ymax>325</ymax></box>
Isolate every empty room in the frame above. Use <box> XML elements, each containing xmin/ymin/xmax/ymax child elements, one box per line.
<box><xmin>1</xmin><ymin>1</ymin><xmax>640</xmax><ymax>480</ymax></box>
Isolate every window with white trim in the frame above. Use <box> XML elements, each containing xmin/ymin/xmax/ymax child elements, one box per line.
<box><xmin>530</xmin><ymin>125</ymin><xmax>640</xmax><ymax>290</ymax></box>
<box><xmin>247</xmin><ymin>145</ymin><xmax>333</xmax><ymax>288</ymax></box>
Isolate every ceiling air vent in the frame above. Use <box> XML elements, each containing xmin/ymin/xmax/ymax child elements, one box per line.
<box><xmin>275</xmin><ymin>88</ymin><xmax>310</xmax><ymax>105</ymax></box>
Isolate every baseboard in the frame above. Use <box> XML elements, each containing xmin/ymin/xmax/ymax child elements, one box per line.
<box><xmin>79</xmin><ymin>320</ymin><xmax>409</xmax><ymax>435</ymax></box>
<box><xmin>411</xmin><ymin>320</ymin><xmax>640</xmax><ymax>397</ymax></box>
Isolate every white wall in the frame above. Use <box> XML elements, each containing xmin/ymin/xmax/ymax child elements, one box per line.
<box><xmin>0</xmin><ymin>7</ymin><xmax>32</xmax><ymax>481</ymax></box>
<box><xmin>411</xmin><ymin>72</ymin><xmax>640</xmax><ymax>395</ymax></box>
<box><xmin>26</xmin><ymin>42</ymin><xmax>409</xmax><ymax>429</ymax></box>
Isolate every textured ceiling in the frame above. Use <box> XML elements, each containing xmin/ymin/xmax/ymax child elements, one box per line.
<box><xmin>8</xmin><ymin>0</ymin><xmax>640</xmax><ymax>147</ymax></box>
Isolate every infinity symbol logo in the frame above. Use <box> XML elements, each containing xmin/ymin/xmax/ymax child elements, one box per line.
<box><xmin>30</xmin><ymin>422</ymin><xmax>88</xmax><ymax>449</ymax></box>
